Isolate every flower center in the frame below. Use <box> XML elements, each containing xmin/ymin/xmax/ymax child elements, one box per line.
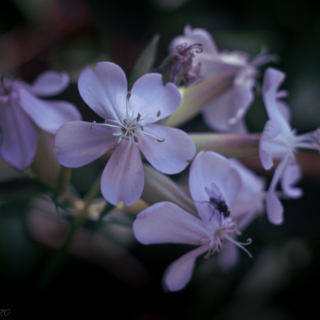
<box><xmin>90</xmin><ymin>92</ymin><xmax>166</xmax><ymax>147</ymax></box>
<box><xmin>201</xmin><ymin>219</ymin><xmax>252</xmax><ymax>259</ymax></box>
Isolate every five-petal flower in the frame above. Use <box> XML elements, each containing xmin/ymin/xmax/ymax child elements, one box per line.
<box><xmin>55</xmin><ymin>62</ymin><xmax>196</xmax><ymax>206</ymax></box>
<box><xmin>170</xmin><ymin>25</ymin><xmax>276</xmax><ymax>133</ymax></box>
<box><xmin>259</xmin><ymin>67</ymin><xmax>320</xmax><ymax>225</ymax></box>
<box><xmin>133</xmin><ymin>151</ymin><xmax>253</xmax><ymax>291</ymax></box>
<box><xmin>0</xmin><ymin>71</ymin><xmax>81</xmax><ymax>171</ymax></box>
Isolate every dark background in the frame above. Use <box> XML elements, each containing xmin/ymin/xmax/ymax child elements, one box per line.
<box><xmin>0</xmin><ymin>0</ymin><xmax>320</xmax><ymax>318</ymax></box>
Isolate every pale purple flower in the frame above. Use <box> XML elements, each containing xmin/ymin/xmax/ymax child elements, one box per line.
<box><xmin>259</xmin><ymin>67</ymin><xmax>320</xmax><ymax>225</ymax></box>
<box><xmin>170</xmin><ymin>25</ymin><xmax>276</xmax><ymax>133</ymax></box>
<box><xmin>0</xmin><ymin>71</ymin><xmax>81</xmax><ymax>171</ymax></box>
<box><xmin>133</xmin><ymin>151</ymin><xmax>253</xmax><ymax>291</ymax></box>
<box><xmin>55</xmin><ymin>62</ymin><xmax>196</xmax><ymax>206</ymax></box>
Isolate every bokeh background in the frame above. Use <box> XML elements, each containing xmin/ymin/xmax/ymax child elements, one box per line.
<box><xmin>1</xmin><ymin>0</ymin><xmax>320</xmax><ymax>318</ymax></box>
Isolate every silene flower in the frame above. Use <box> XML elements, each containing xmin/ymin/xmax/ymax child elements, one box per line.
<box><xmin>170</xmin><ymin>25</ymin><xmax>277</xmax><ymax>133</ymax></box>
<box><xmin>133</xmin><ymin>151</ymin><xmax>253</xmax><ymax>291</ymax></box>
<box><xmin>0</xmin><ymin>71</ymin><xmax>81</xmax><ymax>171</ymax></box>
<box><xmin>259</xmin><ymin>67</ymin><xmax>320</xmax><ymax>225</ymax></box>
<box><xmin>55</xmin><ymin>62</ymin><xmax>196</xmax><ymax>206</ymax></box>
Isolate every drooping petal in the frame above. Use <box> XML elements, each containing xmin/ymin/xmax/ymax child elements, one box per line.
<box><xmin>78</xmin><ymin>62</ymin><xmax>127</xmax><ymax>121</ymax></box>
<box><xmin>138</xmin><ymin>124</ymin><xmax>195</xmax><ymax>174</ymax></box>
<box><xmin>262</xmin><ymin>68</ymin><xmax>292</xmax><ymax>134</ymax></box>
<box><xmin>55</xmin><ymin>121</ymin><xmax>118</xmax><ymax>168</ymax></box>
<box><xmin>101</xmin><ymin>140</ymin><xmax>144</xmax><ymax>206</ymax></box>
<box><xmin>259</xmin><ymin>119</ymin><xmax>289</xmax><ymax>170</ymax></box>
<box><xmin>0</xmin><ymin>101</ymin><xmax>37</xmax><ymax>171</ymax></box>
<box><xmin>133</xmin><ymin>201</ymin><xmax>211</xmax><ymax>245</ymax></box>
<box><xmin>18</xmin><ymin>87</ymin><xmax>82</xmax><ymax>132</ymax></box>
<box><xmin>281</xmin><ymin>161</ymin><xmax>303</xmax><ymax>198</ymax></box>
<box><xmin>128</xmin><ymin>73</ymin><xmax>181</xmax><ymax>124</ymax></box>
<box><xmin>189</xmin><ymin>151</ymin><xmax>241</xmax><ymax>222</ymax></box>
<box><xmin>18</xmin><ymin>71</ymin><xmax>70</xmax><ymax>97</ymax></box>
<box><xmin>268</xmin><ymin>153</ymin><xmax>291</xmax><ymax>193</ymax></box>
<box><xmin>265</xmin><ymin>191</ymin><xmax>284</xmax><ymax>225</ymax></box>
<box><xmin>231</xmin><ymin>68</ymin><xmax>255</xmax><ymax>125</ymax></box>
<box><xmin>163</xmin><ymin>244</ymin><xmax>210</xmax><ymax>292</ymax></box>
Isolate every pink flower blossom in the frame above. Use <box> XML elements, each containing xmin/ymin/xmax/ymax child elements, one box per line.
<box><xmin>170</xmin><ymin>25</ymin><xmax>276</xmax><ymax>133</ymax></box>
<box><xmin>55</xmin><ymin>62</ymin><xmax>196</xmax><ymax>206</ymax></box>
<box><xmin>0</xmin><ymin>71</ymin><xmax>81</xmax><ymax>171</ymax></box>
<box><xmin>133</xmin><ymin>151</ymin><xmax>253</xmax><ymax>291</ymax></box>
<box><xmin>260</xmin><ymin>67</ymin><xmax>320</xmax><ymax>225</ymax></box>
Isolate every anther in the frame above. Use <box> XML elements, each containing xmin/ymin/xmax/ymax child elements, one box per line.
<box><xmin>91</xmin><ymin>121</ymin><xmax>96</xmax><ymax>129</ymax></box>
<box><xmin>123</xmin><ymin>119</ymin><xmax>129</xmax><ymax>126</ymax></box>
<box><xmin>139</xmin><ymin>125</ymin><xmax>144</xmax><ymax>131</ymax></box>
<box><xmin>133</xmin><ymin>136</ymin><xmax>139</xmax><ymax>143</ymax></box>
<box><xmin>157</xmin><ymin>110</ymin><xmax>161</xmax><ymax>117</ymax></box>
<box><xmin>136</xmin><ymin>113</ymin><xmax>141</xmax><ymax>121</ymax></box>
<box><xmin>157</xmin><ymin>138</ymin><xmax>165</xmax><ymax>142</ymax></box>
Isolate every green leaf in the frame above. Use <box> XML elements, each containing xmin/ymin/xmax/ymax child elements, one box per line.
<box><xmin>128</xmin><ymin>34</ymin><xmax>160</xmax><ymax>89</ymax></box>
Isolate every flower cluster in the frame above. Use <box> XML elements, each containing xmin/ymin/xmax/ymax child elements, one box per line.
<box><xmin>170</xmin><ymin>25</ymin><xmax>277</xmax><ymax>133</ymax></box>
<box><xmin>1</xmin><ymin>24</ymin><xmax>318</xmax><ymax>293</ymax></box>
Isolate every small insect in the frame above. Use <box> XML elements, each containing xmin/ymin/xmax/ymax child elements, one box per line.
<box><xmin>194</xmin><ymin>183</ymin><xmax>230</xmax><ymax>220</ymax></box>
<box><xmin>208</xmin><ymin>196</ymin><xmax>230</xmax><ymax>219</ymax></box>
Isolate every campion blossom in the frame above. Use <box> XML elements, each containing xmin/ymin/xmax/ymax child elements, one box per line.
<box><xmin>259</xmin><ymin>67</ymin><xmax>320</xmax><ymax>225</ymax></box>
<box><xmin>55</xmin><ymin>62</ymin><xmax>196</xmax><ymax>206</ymax></box>
<box><xmin>0</xmin><ymin>71</ymin><xmax>81</xmax><ymax>171</ymax></box>
<box><xmin>133</xmin><ymin>151</ymin><xmax>253</xmax><ymax>291</ymax></box>
<box><xmin>170</xmin><ymin>25</ymin><xmax>276</xmax><ymax>133</ymax></box>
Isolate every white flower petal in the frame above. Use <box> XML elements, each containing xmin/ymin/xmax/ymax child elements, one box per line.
<box><xmin>55</xmin><ymin>121</ymin><xmax>118</xmax><ymax>168</ymax></box>
<box><xmin>101</xmin><ymin>140</ymin><xmax>144</xmax><ymax>206</ymax></box>
<box><xmin>129</xmin><ymin>73</ymin><xmax>181</xmax><ymax>124</ymax></box>
<box><xmin>265</xmin><ymin>191</ymin><xmax>284</xmax><ymax>225</ymax></box>
<box><xmin>78</xmin><ymin>62</ymin><xmax>127</xmax><ymax>121</ymax></box>
<box><xmin>138</xmin><ymin>124</ymin><xmax>196</xmax><ymax>174</ymax></box>
<box><xmin>189</xmin><ymin>151</ymin><xmax>241</xmax><ymax>222</ymax></box>
<box><xmin>133</xmin><ymin>201</ymin><xmax>211</xmax><ymax>245</ymax></box>
<box><xmin>281</xmin><ymin>161</ymin><xmax>303</xmax><ymax>198</ymax></box>
<box><xmin>18</xmin><ymin>87</ymin><xmax>82</xmax><ymax>132</ymax></box>
<box><xmin>21</xmin><ymin>71</ymin><xmax>70</xmax><ymax>97</ymax></box>
<box><xmin>163</xmin><ymin>244</ymin><xmax>210</xmax><ymax>292</ymax></box>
